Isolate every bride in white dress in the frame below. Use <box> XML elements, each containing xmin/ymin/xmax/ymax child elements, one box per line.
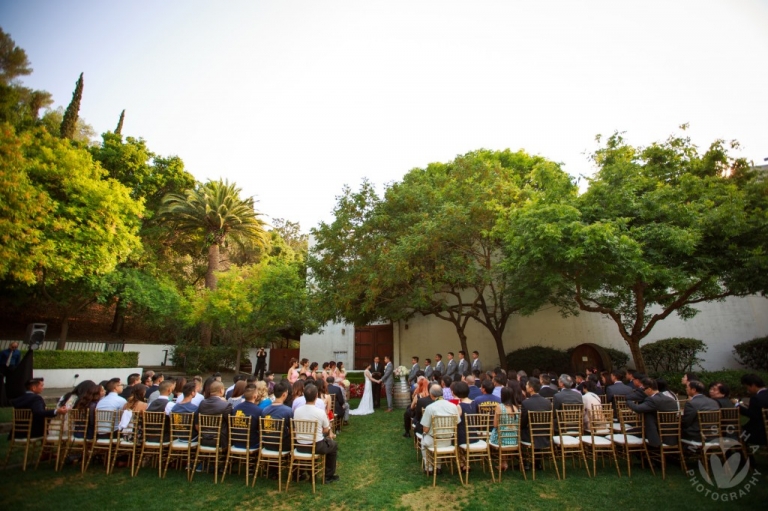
<box><xmin>349</xmin><ymin>364</ymin><xmax>377</xmax><ymax>416</ymax></box>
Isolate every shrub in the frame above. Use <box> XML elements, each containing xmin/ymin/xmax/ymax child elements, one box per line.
<box><xmin>30</xmin><ymin>351</ymin><xmax>139</xmax><ymax>369</ymax></box>
<box><xmin>506</xmin><ymin>346</ymin><xmax>571</xmax><ymax>375</ymax></box>
<box><xmin>651</xmin><ymin>369</ymin><xmax>768</xmax><ymax>397</ymax></box>
<box><xmin>733</xmin><ymin>336</ymin><xmax>768</xmax><ymax>371</ymax></box>
<box><xmin>640</xmin><ymin>337</ymin><xmax>707</xmax><ymax>373</ymax></box>
<box><xmin>603</xmin><ymin>347</ymin><xmax>630</xmax><ymax>370</ymax></box>
<box><xmin>171</xmin><ymin>339</ymin><xmax>237</xmax><ymax>373</ymax></box>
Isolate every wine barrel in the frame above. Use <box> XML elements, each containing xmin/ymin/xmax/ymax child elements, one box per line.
<box><xmin>570</xmin><ymin>343</ymin><xmax>613</xmax><ymax>374</ymax></box>
<box><xmin>393</xmin><ymin>379</ymin><xmax>410</xmax><ymax>409</ymax></box>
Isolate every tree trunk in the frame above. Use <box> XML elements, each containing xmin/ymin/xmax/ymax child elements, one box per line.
<box><xmin>492</xmin><ymin>332</ymin><xmax>507</xmax><ymax>370</ymax></box>
<box><xmin>200</xmin><ymin>243</ymin><xmax>220</xmax><ymax>347</ymax></box>
<box><xmin>627</xmin><ymin>338</ymin><xmax>647</xmax><ymax>373</ymax></box>
<box><xmin>235</xmin><ymin>344</ymin><xmax>242</xmax><ymax>374</ymax></box>
<box><xmin>57</xmin><ymin>317</ymin><xmax>69</xmax><ymax>350</ymax></box>
<box><xmin>111</xmin><ymin>296</ymin><xmax>126</xmax><ymax>335</ymax></box>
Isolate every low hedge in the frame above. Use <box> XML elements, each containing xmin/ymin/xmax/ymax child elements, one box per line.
<box><xmin>733</xmin><ymin>336</ymin><xmax>768</xmax><ymax>371</ymax></box>
<box><xmin>651</xmin><ymin>369</ymin><xmax>768</xmax><ymax>398</ymax></box>
<box><xmin>28</xmin><ymin>351</ymin><xmax>139</xmax><ymax>369</ymax></box>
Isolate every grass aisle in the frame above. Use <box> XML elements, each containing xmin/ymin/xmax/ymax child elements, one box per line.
<box><xmin>1</xmin><ymin>400</ymin><xmax>766</xmax><ymax>510</ymax></box>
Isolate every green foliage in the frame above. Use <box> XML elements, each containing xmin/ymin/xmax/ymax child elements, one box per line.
<box><xmin>170</xmin><ymin>338</ymin><xmax>237</xmax><ymax>373</ymax></box>
<box><xmin>506</xmin><ymin>346</ymin><xmax>572</xmax><ymax>375</ymax></box>
<box><xmin>501</xmin><ymin>128</ymin><xmax>768</xmax><ymax>373</ymax></box>
<box><xmin>31</xmin><ymin>350</ymin><xmax>139</xmax><ymax>369</ymax></box>
<box><xmin>640</xmin><ymin>337</ymin><xmax>707</xmax><ymax>373</ymax></box>
<box><xmin>59</xmin><ymin>72</ymin><xmax>83</xmax><ymax>140</ymax></box>
<box><xmin>0</xmin><ymin>28</ymin><xmax>52</xmax><ymax>128</ymax></box>
<box><xmin>603</xmin><ymin>347</ymin><xmax>630</xmax><ymax>369</ymax></box>
<box><xmin>733</xmin><ymin>336</ymin><xmax>768</xmax><ymax>371</ymax></box>
<box><xmin>651</xmin><ymin>369</ymin><xmax>768</xmax><ymax>397</ymax></box>
<box><xmin>115</xmin><ymin>109</ymin><xmax>125</xmax><ymax>135</ymax></box>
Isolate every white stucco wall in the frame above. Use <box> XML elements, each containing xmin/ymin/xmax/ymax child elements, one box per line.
<box><xmin>34</xmin><ymin>367</ymin><xmax>144</xmax><ymax>389</ymax></box>
<box><xmin>300</xmin><ymin>322</ymin><xmax>355</xmax><ymax>368</ymax></box>
<box><xmin>124</xmin><ymin>344</ymin><xmax>174</xmax><ymax>367</ymax></box>
<box><xmin>300</xmin><ymin>295</ymin><xmax>768</xmax><ymax>371</ymax></box>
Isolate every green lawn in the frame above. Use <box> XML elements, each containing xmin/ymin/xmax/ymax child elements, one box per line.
<box><xmin>1</xmin><ymin>400</ymin><xmax>766</xmax><ymax>510</ymax></box>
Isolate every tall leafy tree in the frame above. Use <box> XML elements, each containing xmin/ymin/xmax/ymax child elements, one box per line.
<box><xmin>115</xmin><ymin>109</ymin><xmax>125</xmax><ymax>135</ymax></box>
<box><xmin>0</xmin><ymin>28</ymin><xmax>52</xmax><ymax>128</ymax></box>
<box><xmin>160</xmin><ymin>179</ymin><xmax>269</xmax><ymax>346</ymax></box>
<box><xmin>501</xmin><ymin>130</ymin><xmax>768</xmax><ymax>372</ymax></box>
<box><xmin>59</xmin><ymin>72</ymin><xmax>83</xmax><ymax>140</ymax></box>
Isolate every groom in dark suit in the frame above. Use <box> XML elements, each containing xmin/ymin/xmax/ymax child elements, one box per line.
<box><xmin>12</xmin><ymin>378</ymin><xmax>68</xmax><ymax>438</ymax></box>
<box><xmin>371</xmin><ymin>356</ymin><xmax>383</xmax><ymax>409</ymax></box>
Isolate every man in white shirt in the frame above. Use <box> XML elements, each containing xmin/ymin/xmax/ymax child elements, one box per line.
<box><xmin>95</xmin><ymin>378</ymin><xmax>127</xmax><ymax>434</ymax></box>
<box><xmin>420</xmin><ymin>383</ymin><xmax>461</xmax><ymax>474</ymax></box>
<box><xmin>294</xmin><ymin>384</ymin><xmax>339</xmax><ymax>483</ymax></box>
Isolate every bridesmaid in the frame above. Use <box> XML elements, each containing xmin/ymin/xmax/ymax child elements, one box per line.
<box><xmin>336</xmin><ymin>361</ymin><xmax>347</xmax><ymax>383</ymax></box>
<box><xmin>287</xmin><ymin>358</ymin><xmax>300</xmax><ymax>384</ymax></box>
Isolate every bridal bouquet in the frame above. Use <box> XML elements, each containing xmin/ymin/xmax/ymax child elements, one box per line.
<box><xmin>394</xmin><ymin>365</ymin><xmax>409</xmax><ymax>377</ymax></box>
<box><xmin>341</xmin><ymin>379</ymin><xmax>350</xmax><ymax>388</ymax></box>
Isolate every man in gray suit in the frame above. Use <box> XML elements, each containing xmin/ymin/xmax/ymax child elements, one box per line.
<box><xmin>627</xmin><ymin>377</ymin><xmax>679</xmax><ymax>447</ymax></box>
<box><xmin>434</xmin><ymin>354</ymin><xmax>445</xmax><ymax>376</ymax></box>
<box><xmin>471</xmin><ymin>351</ymin><xmax>482</xmax><ymax>374</ymax></box>
<box><xmin>457</xmin><ymin>351</ymin><xmax>469</xmax><ymax>378</ymax></box>
<box><xmin>408</xmin><ymin>357</ymin><xmax>420</xmax><ymax>386</ymax></box>
<box><xmin>681</xmin><ymin>380</ymin><xmax>719</xmax><ymax>440</ymax></box>
<box><xmin>423</xmin><ymin>358</ymin><xmax>434</xmax><ymax>381</ymax></box>
<box><xmin>382</xmin><ymin>355</ymin><xmax>394</xmax><ymax>412</ymax></box>
<box><xmin>445</xmin><ymin>352</ymin><xmax>458</xmax><ymax>380</ymax></box>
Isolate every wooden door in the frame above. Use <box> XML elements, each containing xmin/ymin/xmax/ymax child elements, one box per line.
<box><xmin>354</xmin><ymin>324</ymin><xmax>393</xmax><ymax>370</ymax></box>
<box><xmin>269</xmin><ymin>348</ymin><xmax>300</xmax><ymax>375</ymax></box>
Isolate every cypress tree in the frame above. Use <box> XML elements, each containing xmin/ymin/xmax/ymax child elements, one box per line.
<box><xmin>115</xmin><ymin>109</ymin><xmax>125</xmax><ymax>134</ymax></box>
<box><xmin>60</xmin><ymin>72</ymin><xmax>83</xmax><ymax>139</ymax></box>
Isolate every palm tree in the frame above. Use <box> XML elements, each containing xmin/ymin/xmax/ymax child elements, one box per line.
<box><xmin>160</xmin><ymin>179</ymin><xmax>268</xmax><ymax>345</ymax></box>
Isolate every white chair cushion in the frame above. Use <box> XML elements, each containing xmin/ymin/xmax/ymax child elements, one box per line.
<box><xmin>489</xmin><ymin>441</ymin><xmax>519</xmax><ymax>450</ymax></box>
<box><xmin>119</xmin><ymin>440</ymin><xmax>135</xmax><ymax>446</ymax></box>
<box><xmin>611</xmin><ymin>434</ymin><xmax>643</xmax><ymax>445</ymax></box>
<box><xmin>293</xmin><ymin>449</ymin><xmax>320</xmax><ymax>459</ymax></box>
<box><xmin>426</xmin><ymin>445</ymin><xmax>456</xmax><ymax>454</ymax></box>
<box><xmin>459</xmin><ymin>440</ymin><xmax>488</xmax><ymax>451</ymax></box>
<box><xmin>520</xmin><ymin>441</ymin><xmax>532</xmax><ymax>446</ymax></box>
<box><xmin>171</xmin><ymin>439</ymin><xmax>198</xmax><ymax>449</ymax></box>
<box><xmin>144</xmin><ymin>441</ymin><xmax>171</xmax><ymax>447</ymax></box>
<box><xmin>230</xmin><ymin>446</ymin><xmax>258</xmax><ymax>454</ymax></box>
<box><xmin>553</xmin><ymin>435</ymin><xmax>580</xmax><ymax>446</ymax></box>
<box><xmin>198</xmin><ymin>445</ymin><xmax>218</xmax><ymax>453</ymax></box>
<box><xmin>95</xmin><ymin>438</ymin><xmax>118</xmax><ymax>445</ymax></box>
<box><xmin>582</xmin><ymin>436</ymin><xmax>612</xmax><ymax>446</ymax></box>
<box><xmin>415</xmin><ymin>433</ymin><xmax>423</xmax><ymax>440</ymax></box>
<box><xmin>260</xmin><ymin>448</ymin><xmax>289</xmax><ymax>457</ymax></box>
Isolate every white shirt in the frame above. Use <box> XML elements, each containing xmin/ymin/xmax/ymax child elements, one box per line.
<box><xmin>291</xmin><ymin>396</ymin><xmax>326</xmax><ymax>412</ymax></box>
<box><xmin>294</xmin><ymin>402</ymin><xmax>329</xmax><ymax>444</ymax></box>
<box><xmin>95</xmin><ymin>392</ymin><xmax>127</xmax><ymax>433</ymax></box>
<box><xmin>191</xmin><ymin>393</ymin><xmax>204</xmax><ymax>407</ymax></box>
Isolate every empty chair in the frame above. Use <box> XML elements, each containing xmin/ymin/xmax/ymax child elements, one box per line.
<box><xmin>582</xmin><ymin>405</ymin><xmax>620</xmax><ymax>477</ymax></box>
<box><xmin>459</xmin><ymin>413</ymin><xmax>495</xmax><ymax>483</ymax></box>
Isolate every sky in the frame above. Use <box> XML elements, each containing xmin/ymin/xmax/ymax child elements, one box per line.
<box><xmin>2</xmin><ymin>0</ymin><xmax>767</xmax><ymax>232</ymax></box>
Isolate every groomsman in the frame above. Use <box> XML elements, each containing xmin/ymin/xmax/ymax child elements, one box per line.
<box><xmin>445</xmin><ymin>352</ymin><xmax>458</xmax><ymax>379</ymax></box>
<box><xmin>382</xmin><ymin>356</ymin><xmax>394</xmax><ymax>412</ymax></box>
<box><xmin>408</xmin><ymin>357</ymin><xmax>420</xmax><ymax>385</ymax></box>
<box><xmin>457</xmin><ymin>351</ymin><xmax>469</xmax><ymax>377</ymax></box>
<box><xmin>371</xmin><ymin>356</ymin><xmax>384</xmax><ymax>409</ymax></box>
<box><xmin>471</xmin><ymin>351</ymin><xmax>482</xmax><ymax>373</ymax></box>
<box><xmin>434</xmin><ymin>354</ymin><xmax>445</xmax><ymax>376</ymax></box>
<box><xmin>424</xmin><ymin>358</ymin><xmax>434</xmax><ymax>381</ymax></box>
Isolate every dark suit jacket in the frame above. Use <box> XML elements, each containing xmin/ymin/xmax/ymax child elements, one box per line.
<box><xmin>12</xmin><ymin>392</ymin><xmax>56</xmax><ymax>438</ymax></box>
<box><xmin>741</xmin><ymin>389</ymin><xmax>768</xmax><ymax>445</ymax></box>
<box><xmin>626</xmin><ymin>387</ymin><xmax>647</xmax><ymax>404</ymax></box>
<box><xmin>627</xmin><ymin>392</ymin><xmax>678</xmax><ymax>447</ymax></box>
<box><xmin>328</xmin><ymin>384</ymin><xmax>345</xmax><ymax>417</ymax></box>
<box><xmin>553</xmin><ymin>389</ymin><xmax>583</xmax><ymax>410</ymax></box>
<box><xmin>681</xmin><ymin>394</ymin><xmax>720</xmax><ymax>440</ymax></box>
<box><xmin>413</xmin><ymin>395</ymin><xmax>434</xmax><ymax>434</ymax></box>
<box><xmin>120</xmin><ymin>385</ymin><xmax>135</xmax><ymax>400</ymax></box>
<box><xmin>0</xmin><ymin>349</ymin><xmax>21</xmax><ymax>369</ymax></box>
<box><xmin>147</xmin><ymin>396</ymin><xmax>170</xmax><ymax>412</ymax></box>
<box><xmin>521</xmin><ymin>394</ymin><xmax>552</xmax><ymax>449</ymax></box>
<box><xmin>606</xmin><ymin>381</ymin><xmax>633</xmax><ymax>404</ymax></box>
<box><xmin>538</xmin><ymin>386</ymin><xmax>556</xmax><ymax>399</ymax></box>
<box><xmin>196</xmin><ymin>396</ymin><xmax>233</xmax><ymax>447</ymax></box>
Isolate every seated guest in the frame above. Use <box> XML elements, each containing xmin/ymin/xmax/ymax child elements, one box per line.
<box><xmin>405</xmin><ymin>377</ymin><xmax>430</xmax><ymax>437</ymax></box>
<box><xmin>626</xmin><ymin>373</ymin><xmax>648</xmax><ymax>404</ymax></box>
<box><xmin>657</xmin><ymin>378</ymin><xmax>679</xmax><ymax>409</ymax></box>
<box><xmin>146</xmin><ymin>373</ymin><xmax>164</xmax><ymax>403</ymax></box>
<box><xmin>708</xmin><ymin>381</ymin><xmax>734</xmax><ymax>409</ymax></box>
<box><xmin>172</xmin><ymin>377</ymin><xmax>187</xmax><ymax>403</ymax></box>
<box><xmin>294</xmin><ymin>384</ymin><xmax>339</xmax><ymax>483</ymax></box>
<box><xmin>492</xmin><ymin>373</ymin><xmax>507</xmax><ymax>398</ymax></box>
<box><xmin>254</xmin><ymin>381</ymin><xmax>272</xmax><ymax>409</ymax></box>
<box><xmin>191</xmin><ymin>376</ymin><xmax>205</xmax><ymax>407</ymax></box>
<box><xmin>489</xmin><ymin>387</ymin><xmax>520</xmax><ymax>470</ymax></box>
<box><xmin>625</xmin><ymin>369</ymin><xmax>639</xmax><ymax>389</ymax></box>
<box><xmin>454</xmin><ymin>381</ymin><xmax>476</xmax><ymax>448</ymax></box>
<box><xmin>141</xmin><ymin>372</ymin><xmax>153</xmax><ymax>387</ymax></box>
<box><xmin>473</xmin><ymin>379</ymin><xmax>501</xmax><ymax>408</ymax></box>
<box><xmin>261</xmin><ymin>381</ymin><xmax>293</xmax><ymax>450</ymax></box>
<box><xmin>553</xmin><ymin>374</ymin><xmax>583</xmax><ymax>410</ymax></box>
<box><xmin>227</xmin><ymin>380</ymin><xmax>247</xmax><ymax>407</ymax></box>
<box><xmin>292</xmin><ymin>380</ymin><xmax>326</xmax><ymax>412</ymax></box>
<box><xmin>412</xmin><ymin>379</ymin><xmax>435</xmax><ymax>436</ymax></box>
<box><xmin>171</xmin><ymin>382</ymin><xmax>200</xmax><ymax>413</ymax></box>
<box><xmin>420</xmin><ymin>383</ymin><xmax>461</xmax><ymax>475</ymax></box>
<box><xmin>121</xmin><ymin>373</ymin><xmax>140</xmax><ymax>400</ymax></box>
<box><xmin>225</xmin><ymin>374</ymin><xmax>246</xmax><ymax>399</ymax></box>
<box><xmin>95</xmin><ymin>378</ymin><xmax>127</xmax><ymax>434</ymax></box>
<box><xmin>466</xmin><ymin>375</ymin><xmax>481</xmax><ymax>399</ymax></box>
<box><xmin>739</xmin><ymin>374</ymin><xmax>768</xmax><ymax>446</ymax></box>
<box><xmin>581</xmin><ymin>379</ymin><xmax>602</xmax><ymax>431</ymax></box>
<box><xmin>626</xmin><ymin>378</ymin><xmax>678</xmax><ymax>447</ymax></box>
<box><xmin>681</xmin><ymin>380</ymin><xmax>719</xmax><ymax>440</ymax></box>
<box><xmin>197</xmin><ymin>381</ymin><xmax>233</xmax><ymax>447</ymax></box>
<box><xmin>326</xmin><ymin>377</ymin><xmax>347</xmax><ymax>425</ymax></box>
<box><xmin>122</xmin><ymin>384</ymin><xmax>148</xmax><ymax>413</ymax></box>
<box><xmin>265</xmin><ymin>372</ymin><xmax>276</xmax><ymax>396</ymax></box>
<box><xmin>441</xmin><ymin>376</ymin><xmax>455</xmax><ymax>401</ymax></box>
<box><xmin>12</xmin><ymin>378</ymin><xmax>68</xmax><ymax>439</ymax></box>
<box><xmin>681</xmin><ymin>372</ymin><xmax>698</xmax><ymax>387</ymax></box>
<box><xmin>520</xmin><ymin>378</ymin><xmax>552</xmax><ymax>451</ymax></box>
<box><xmin>232</xmin><ymin>387</ymin><xmax>262</xmax><ymax>448</ymax></box>
<box><xmin>74</xmin><ymin>383</ymin><xmax>102</xmax><ymax>439</ymax></box>
<box><xmin>574</xmin><ymin>373</ymin><xmax>586</xmax><ymax>392</ymax></box>
<box><xmin>588</xmin><ymin>374</ymin><xmax>605</xmax><ymax>396</ymax></box>
<box><xmin>538</xmin><ymin>374</ymin><xmax>556</xmax><ymax>398</ymax></box>
<box><xmin>147</xmin><ymin>381</ymin><xmax>174</xmax><ymax>413</ymax></box>
<box><xmin>606</xmin><ymin>370</ymin><xmax>633</xmax><ymax>410</ymax></box>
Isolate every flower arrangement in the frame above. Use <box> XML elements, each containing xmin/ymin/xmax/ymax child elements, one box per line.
<box><xmin>394</xmin><ymin>365</ymin><xmax>409</xmax><ymax>378</ymax></box>
<box><xmin>341</xmin><ymin>379</ymin><xmax>350</xmax><ymax>388</ymax></box>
